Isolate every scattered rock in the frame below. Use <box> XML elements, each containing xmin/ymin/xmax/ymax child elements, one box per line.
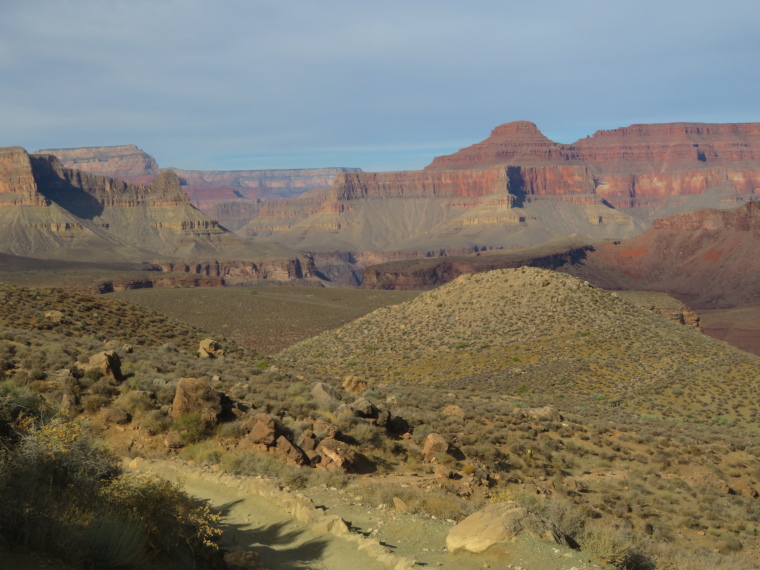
<box><xmin>171</xmin><ymin>377</ymin><xmax>222</xmax><ymax>424</ymax></box>
<box><xmin>311</xmin><ymin>382</ymin><xmax>344</xmax><ymax>408</ymax></box>
<box><xmin>304</xmin><ymin>449</ymin><xmax>322</xmax><ymax>467</ymax></box>
<box><xmin>730</xmin><ymin>480</ymin><xmax>759</xmax><ymax>498</ymax></box>
<box><xmin>199</xmin><ymin>338</ymin><xmax>225</xmax><ymax>359</ymax></box>
<box><xmin>349</xmin><ymin>397</ymin><xmax>376</xmax><ymax>417</ymax></box>
<box><xmin>313</xmin><ymin>418</ymin><xmax>341</xmax><ymax>439</ymax></box>
<box><xmin>434</xmin><ymin>465</ymin><xmax>454</xmax><ymax>479</ymax></box>
<box><xmin>297</xmin><ymin>429</ymin><xmax>317</xmax><ymax>451</ymax></box>
<box><xmin>342</xmin><ymin>375</ymin><xmax>369</xmax><ymax>394</ymax></box>
<box><xmin>441</xmin><ymin>404</ymin><xmax>466</xmax><ymax>419</ymax></box>
<box><xmin>393</xmin><ymin>496</ymin><xmax>409</xmax><ymax>513</ymax></box>
<box><xmin>82</xmin><ymin>350</ymin><xmax>123</xmax><ymax>382</ymax></box>
<box><xmin>446</xmin><ymin>501</ymin><xmax>567</xmax><ymax>553</ymax></box>
<box><xmin>387</xmin><ymin>416</ymin><xmax>410</xmax><ymax>434</ymax></box>
<box><xmin>164</xmin><ymin>430</ymin><xmax>184</xmax><ymax>449</ymax></box>
<box><xmin>44</xmin><ymin>310</ymin><xmax>64</xmax><ymax>323</ymax></box>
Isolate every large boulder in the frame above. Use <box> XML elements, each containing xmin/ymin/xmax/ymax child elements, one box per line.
<box><xmin>311</xmin><ymin>382</ymin><xmax>344</xmax><ymax>408</ymax></box>
<box><xmin>248</xmin><ymin>413</ymin><xmax>277</xmax><ymax>446</ymax></box>
<box><xmin>82</xmin><ymin>350</ymin><xmax>123</xmax><ymax>381</ymax></box>
<box><xmin>171</xmin><ymin>377</ymin><xmax>222</xmax><ymax>423</ymax></box>
<box><xmin>422</xmin><ymin>433</ymin><xmax>449</xmax><ymax>462</ymax></box>
<box><xmin>275</xmin><ymin>435</ymin><xmax>307</xmax><ymax>466</ymax></box>
<box><xmin>199</xmin><ymin>338</ymin><xmax>225</xmax><ymax>359</ymax></box>
<box><xmin>316</xmin><ymin>437</ymin><xmax>357</xmax><ymax>471</ymax></box>
<box><xmin>446</xmin><ymin>501</ymin><xmax>567</xmax><ymax>553</ymax></box>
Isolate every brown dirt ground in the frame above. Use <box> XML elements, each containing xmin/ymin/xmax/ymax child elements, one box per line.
<box><xmin>107</xmin><ymin>286</ymin><xmax>420</xmax><ymax>355</ymax></box>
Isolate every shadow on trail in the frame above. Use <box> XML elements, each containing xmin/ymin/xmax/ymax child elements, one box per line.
<box><xmin>206</xmin><ymin>500</ymin><xmax>333</xmax><ymax>570</ymax></box>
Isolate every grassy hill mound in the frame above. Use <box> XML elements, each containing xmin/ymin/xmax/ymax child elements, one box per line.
<box><xmin>278</xmin><ymin>267</ymin><xmax>760</xmax><ymax>427</ymax></box>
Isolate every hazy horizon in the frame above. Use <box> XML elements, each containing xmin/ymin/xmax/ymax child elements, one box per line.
<box><xmin>2</xmin><ymin>0</ymin><xmax>758</xmax><ymax>172</ymax></box>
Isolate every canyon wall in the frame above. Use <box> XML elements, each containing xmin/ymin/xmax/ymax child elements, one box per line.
<box><xmin>0</xmin><ymin>147</ymin><xmax>316</xmax><ymax>283</ymax></box>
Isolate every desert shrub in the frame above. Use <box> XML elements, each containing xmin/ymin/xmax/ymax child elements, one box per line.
<box><xmin>101</xmin><ymin>473</ymin><xmax>222</xmax><ymax>554</ymax></box>
<box><xmin>582</xmin><ymin>523</ymin><xmax>654</xmax><ymax>569</ymax></box>
<box><xmin>221</xmin><ymin>450</ymin><xmax>310</xmax><ymax>489</ymax></box>
<box><xmin>115</xmin><ymin>390</ymin><xmax>154</xmax><ymax>417</ymax></box>
<box><xmin>181</xmin><ymin>441</ymin><xmax>223</xmax><ymax>465</ymax></box>
<box><xmin>83</xmin><ymin>394</ymin><xmax>109</xmax><ymax>414</ymax></box>
<box><xmin>137</xmin><ymin>409</ymin><xmax>172</xmax><ymax>435</ymax></box>
<box><xmin>174</xmin><ymin>412</ymin><xmax>211</xmax><ymax>444</ymax></box>
<box><xmin>90</xmin><ymin>377</ymin><xmax>119</xmax><ymax>397</ymax></box>
<box><xmin>85</xmin><ymin>514</ymin><xmax>150</xmax><ymax>569</ymax></box>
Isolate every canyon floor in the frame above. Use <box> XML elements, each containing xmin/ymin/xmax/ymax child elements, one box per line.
<box><xmin>109</xmin><ymin>285</ymin><xmax>760</xmax><ymax>357</ymax></box>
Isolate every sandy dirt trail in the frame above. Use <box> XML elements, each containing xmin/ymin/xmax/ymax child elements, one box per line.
<box><xmin>130</xmin><ymin>460</ymin><xmax>388</xmax><ymax>570</ymax></box>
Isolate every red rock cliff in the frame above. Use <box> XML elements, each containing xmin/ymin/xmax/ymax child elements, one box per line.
<box><xmin>348</xmin><ymin>121</ymin><xmax>760</xmax><ymax>208</ymax></box>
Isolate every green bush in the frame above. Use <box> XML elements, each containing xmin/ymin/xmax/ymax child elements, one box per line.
<box><xmin>174</xmin><ymin>412</ymin><xmax>211</xmax><ymax>444</ymax></box>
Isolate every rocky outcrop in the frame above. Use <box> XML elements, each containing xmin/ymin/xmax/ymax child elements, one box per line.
<box><xmin>80</xmin><ymin>350</ymin><xmax>123</xmax><ymax>382</ymax></box>
<box><xmin>37</xmin><ymin>145</ymin><xmax>159</xmax><ymax>184</ymax></box>
<box><xmin>198</xmin><ymin>339</ymin><xmax>225</xmax><ymax>359</ymax></box>
<box><xmin>171</xmin><ymin>377</ymin><xmax>222</xmax><ymax>424</ymax></box>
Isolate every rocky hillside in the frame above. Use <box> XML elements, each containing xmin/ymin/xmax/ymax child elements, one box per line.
<box><xmin>0</xmin><ymin>146</ymin><xmax>316</xmax><ymax>283</ymax></box>
<box><xmin>278</xmin><ymin>267</ymin><xmax>760</xmax><ymax>427</ymax></box>
<box><xmin>563</xmin><ymin>200</ymin><xmax>760</xmax><ymax>309</ymax></box>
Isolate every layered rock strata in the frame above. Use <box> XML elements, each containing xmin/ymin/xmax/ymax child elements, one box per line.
<box><xmin>37</xmin><ymin>144</ymin><xmax>159</xmax><ymax>184</ymax></box>
<box><xmin>242</xmin><ymin>121</ymin><xmax>760</xmax><ymax>283</ymax></box>
<box><xmin>0</xmin><ymin>147</ymin><xmax>316</xmax><ymax>283</ymax></box>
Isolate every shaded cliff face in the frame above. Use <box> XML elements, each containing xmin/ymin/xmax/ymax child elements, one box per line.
<box><xmin>0</xmin><ymin>147</ymin><xmax>316</xmax><ymax>283</ymax></box>
<box><xmin>563</xmin><ymin>201</ymin><xmax>760</xmax><ymax>309</ymax></box>
<box><xmin>38</xmin><ymin>145</ymin><xmax>360</xmax><ymax>229</ymax></box>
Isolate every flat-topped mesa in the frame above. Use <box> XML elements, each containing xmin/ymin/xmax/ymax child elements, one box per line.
<box><xmin>425</xmin><ymin>121</ymin><xmax>566</xmax><ymax>171</ymax></box>
<box><xmin>651</xmin><ymin>199</ymin><xmax>760</xmax><ymax>232</ymax></box>
<box><xmin>38</xmin><ymin>144</ymin><xmax>159</xmax><ymax>184</ymax></box>
<box><xmin>0</xmin><ymin>147</ymin><xmax>49</xmax><ymax>206</ymax></box>
<box><xmin>569</xmin><ymin>122</ymin><xmax>760</xmax><ymax>167</ymax></box>
<box><xmin>333</xmin><ymin>168</ymin><xmax>510</xmax><ymax>200</ymax></box>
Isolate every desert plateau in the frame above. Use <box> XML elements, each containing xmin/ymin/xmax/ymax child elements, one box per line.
<box><xmin>3</xmin><ymin>2</ymin><xmax>760</xmax><ymax>568</ymax></box>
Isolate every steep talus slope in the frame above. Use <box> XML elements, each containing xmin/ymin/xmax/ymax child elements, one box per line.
<box><xmin>278</xmin><ymin>267</ymin><xmax>760</xmax><ymax>426</ymax></box>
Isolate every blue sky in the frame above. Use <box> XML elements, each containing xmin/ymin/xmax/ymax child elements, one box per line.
<box><xmin>1</xmin><ymin>0</ymin><xmax>758</xmax><ymax>172</ymax></box>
